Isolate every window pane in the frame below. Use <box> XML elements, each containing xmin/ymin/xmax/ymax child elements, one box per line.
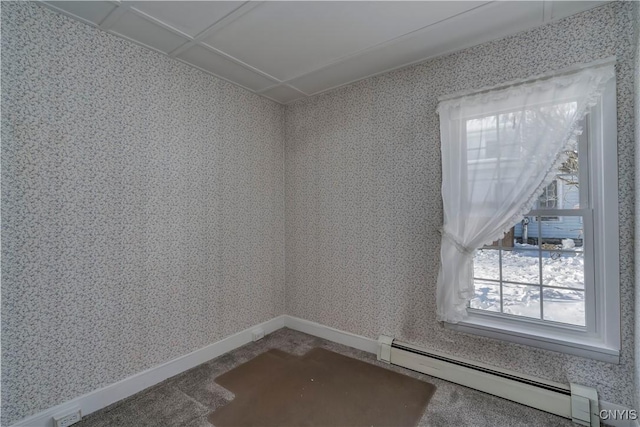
<box><xmin>542</xmin><ymin>239</ymin><xmax>583</xmax><ymax>252</ymax></box>
<box><xmin>495</xmin><ymin>111</ymin><xmax>524</xmax><ymax>161</ymax></box>
<box><xmin>470</xmin><ymin>280</ymin><xmax>500</xmax><ymax>312</ymax></box>
<box><xmin>541</xmin><ymin>250</ymin><xmax>584</xmax><ymax>290</ymax></box>
<box><xmin>473</xmin><ymin>249</ymin><xmax>500</xmax><ymax>281</ymax></box>
<box><xmin>466</xmin><ymin>117</ymin><xmax>497</xmax><ymax>161</ymax></box>
<box><xmin>501</xmin><ymin>248</ymin><xmax>540</xmax><ymax>284</ymax></box>
<box><xmin>536</xmin><ymin>147</ymin><xmax>582</xmax><ymax>210</ymax></box>
<box><xmin>502</xmin><ymin>283</ymin><xmax>540</xmax><ymax>319</ymax></box>
<box><xmin>542</xmin><ymin>288</ymin><xmax>585</xmax><ymax>326</ymax></box>
<box><xmin>516</xmin><ymin>214</ymin><xmax>583</xmax><ymax>246</ymax></box>
<box><xmin>538</xmin><ymin>180</ymin><xmax>558</xmax><ymax>210</ymax></box>
<box><xmin>558</xmin><ymin>175</ymin><xmax>581</xmax><ymax>210</ymax></box>
<box><xmin>525</xmin><ymin>216</ymin><xmax>584</xmax><ymax>242</ymax></box>
<box><xmin>514</xmin><ymin>218</ymin><xmax>537</xmax><ymax>246</ymax></box>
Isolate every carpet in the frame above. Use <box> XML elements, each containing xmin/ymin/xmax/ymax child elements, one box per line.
<box><xmin>208</xmin><ymin>347</ymin><xmax>436</xmax><ymax>427</ymax></box>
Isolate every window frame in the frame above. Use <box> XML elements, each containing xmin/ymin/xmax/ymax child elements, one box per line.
<box><xmin>445</xmin><ymin>79</ymin><xmax>620</xmax><ymax>363</ymax></box>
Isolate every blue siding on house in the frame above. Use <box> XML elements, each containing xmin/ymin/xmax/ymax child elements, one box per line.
<box><xmin>513</xmin><ymin>179</ymin><xmax>583</xmax><ymax>240</ymax></box>
<box><xmin>514</xmin><ymin>217</ymin><xmax>583</xmax><ymax>240</ymax></box>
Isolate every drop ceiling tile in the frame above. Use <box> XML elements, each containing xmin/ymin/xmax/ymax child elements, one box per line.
<box><xmin>41</xmin><ymin>1</ymin><xmax>611</xmax><ymax>103</ymax></box>
<box><xmin>288</xmin><ymin>1</ymin><xmax>543</xmax><ymax>95</ymax></box>
<box><xmin>260</xmin><ymin>85</ymin><xmax>306</xmax><ymax>104</ymax></box>
<box><xmin>109</xmin><ymin>10</ymin><xmax>189</xmax><ymax>54</ymax></box>
<box><xmin>545</xmin><ymin>1</ymin><xmax>609</xmax><ymax>21</ymax></box>
<box><xmin>43</xmin><ymin>1</ymin><xmax>117</xmax><ymax>25</ymax></box>
<box><xmin>177</xmin><ymin>45</ymin><xmax>276</xmax><ymax>92</ymax></box>
<box><xmin>127</xmin><ymin>2</ymin><xmax>243</xmax><ymax>37</ymax></box>
<box><xmin>203</xmin><ymin>1</ymin><xmax>488</xmax><ymax>82</ymax></box>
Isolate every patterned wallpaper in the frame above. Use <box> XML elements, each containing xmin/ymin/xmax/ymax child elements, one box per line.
<box><xmin>1</xmin><ymin>3</ymin><xmax>284</xmax><ymax>425</ymax></box>
<box><xmin>2</xmin><ymin>1</ymin><xmax>638</xmax><ymax>425</ymax></box>
<box><xmin>285</xmin><ymin>1</ymin><xmax>636</xmax><ymax>408</ymax></box>
<box><xmin>633</xmin><ymin>0</ymin><xmax>640</xmax><ymax>415</ymax></box>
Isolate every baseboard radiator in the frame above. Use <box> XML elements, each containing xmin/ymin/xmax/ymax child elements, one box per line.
<box><xmin>377</xmin><ymin>336</ymin><xmax>600</xmax><ymax>427</ymax></box>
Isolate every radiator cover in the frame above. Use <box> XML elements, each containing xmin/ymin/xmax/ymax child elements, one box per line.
<box><xmin>377</xmin><ymin>335</ymin><xmax>600</xmax><ymax>426</ymax></box>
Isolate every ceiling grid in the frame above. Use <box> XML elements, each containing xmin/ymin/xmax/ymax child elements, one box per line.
<box><xmin>40</xmin><ymin>0</ymin><xmax>608</xmax><ymax>104</ymax></box>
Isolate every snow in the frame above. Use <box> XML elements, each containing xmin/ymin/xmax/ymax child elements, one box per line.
<box><xmin>471</xmin><ymin>243</ymin><xmax>585</xmax><ymax>326</ymax></box>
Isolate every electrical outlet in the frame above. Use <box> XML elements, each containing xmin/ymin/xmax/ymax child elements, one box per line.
<box><xmin>252</xmin><ymin>328</ymin><xmax>265</xmax><ymax>341</ymax></box>
<box><xmin>53</xmin><ymin>407</ymin><xmax>82</xmax><ymax>427</ymax></box>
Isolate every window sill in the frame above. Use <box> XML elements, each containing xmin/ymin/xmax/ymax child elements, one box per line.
<box><xmin>445</xmin><ymin>312</ymin><xmax>620</xmax><ymax>364</ymax></box>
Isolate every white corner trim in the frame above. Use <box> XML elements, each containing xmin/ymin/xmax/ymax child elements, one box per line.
<box><xmin>283</xmin><ymin>315</ymin><xmax>378</xmax><ymax>354</ymax></box>
<box><xmin>11</xmin><ymin>315</ymin><xmax>287</xmax><ymax>427</ymax></box>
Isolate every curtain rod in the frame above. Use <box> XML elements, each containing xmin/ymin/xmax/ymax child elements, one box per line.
<box><xmin>437</xmin><ymin>56</ymin><xmax>616</xmax><ymax>103</ymax></box>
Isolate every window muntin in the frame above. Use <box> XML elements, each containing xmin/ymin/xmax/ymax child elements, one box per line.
<box><xmin>469</xmin><ymin>119</ymin><xmax>590</xmax><ymax>328</ymax></box>
<box><xmin>471</xmin><ymin>218</ymin><xmax>587</xmax><ymax>327</ymax></box>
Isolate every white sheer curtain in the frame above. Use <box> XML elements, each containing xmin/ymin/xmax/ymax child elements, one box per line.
<box><xmin>436</xmin><ymin>63</ymin><xmax>615</xmax><ymax>323</ymax></box>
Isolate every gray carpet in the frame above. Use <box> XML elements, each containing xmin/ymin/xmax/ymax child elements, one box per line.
<box><xmin>75</xmin><ymin>328</ymin><xmax>574</xmax><ymax>427</ymax></box>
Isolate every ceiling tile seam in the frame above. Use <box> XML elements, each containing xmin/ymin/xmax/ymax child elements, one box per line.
<box><xmin>37</xmin><ymin>1</ymin><xmax>108</xmax><ymax>29</ymax></box>
<box><xmin>169</xmin><ymin>1</ymin><xmax>263</xmax><ymax>58</ymax></box>
<box><xmin>298</xmin><ymin>36</ymin><xmax>542</xmax><ymax>99</ymax></box>
<box><xmin>170</xmin><ymin>56</ymin><xmax>283</xmax><ymax>103</ymax></box>
<box><xmin>196</xmin><ymin>42</ymin><xmax>282</xmax><ymax>84</ymax></box>
<box><xmin>259</xmin><ymin>93</ymin><xmax>288</xmax><ymax>105</ymax></box>
<box><xmin>258</xmin><ymin>83</ymin><xmax>313</xmax><ymax>98</ymax></box>
<box><xmin>266</xmin><ymin>94</ymin><xmax>305</xmax><ymax>104</ymax></box>
<box><xmin>197</xmin><ymin>1</ymin><xmax>266</xmax><ymax>39</ymax></box>
<box><xmin>255</xmin><ymin>84</ymin><xmax>306</xmax><ymax>96</ymax></box>
<box><xmin>256</xmin><ymin>83</ymin><xmax>282</xmax><ymax>94</ymax></box>
<box><xmin>38</xmin><ymin>1</ymin><xmax>289</xmax><ymax>102</ymax></box>
<box><xmin>37</xmin><ymin>1</ymin><xmax>608</xmax><ymax>106</ymax></box>
<box><xmin>99</xmin><ymin>3</ymin><xmax>130</xmax><ymax>30</ymax></box>
<box><xmin>285</xmin><ymin>0</ymin><xmax>606</xmax><ymax>97</ymax></box>
<box><xmin>297</xmin><ymin>1</ymin><xmax>609</xmax><ymax>98</ymax></box>
<box><xmin>277</xmin><ymin>0</ymin><xmax>496</xmax><ymax>91</ymax></box>
<box><xmin>35</xmin><ymin>2</ymin><xmax>285</xmax><ymax>104</ymax></box>
<box><xmin>291</xmin><ymin>4</ymin><xmax>590</xmax><ymax>99</ymax></box>
<box><xmin>127</xmin><ymin>7</ymin><xmax>194</xmax><ymax>40</ymax></box>
<box><xmin>105</xmin><ymin>26</ymin><xmax>176</xmax><ymax>56</ymax></box>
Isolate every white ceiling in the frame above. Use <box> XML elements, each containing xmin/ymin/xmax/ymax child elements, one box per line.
<box><xmin>40</xmin><ymin>1</ymin><xmax>609</xmax><ymax>105</ymax></box>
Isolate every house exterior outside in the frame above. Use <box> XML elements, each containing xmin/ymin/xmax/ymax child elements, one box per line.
<box><xmin>513</xmin><ymin>176</ymin><xmax>583</xmax><ymax>244</ymax></box>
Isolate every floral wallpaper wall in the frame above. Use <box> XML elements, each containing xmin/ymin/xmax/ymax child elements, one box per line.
<box><xmin>2</xmin><ymin>1</ymin><xmax>638</xmax><ymax>425</ymax></box>
<box><xmin>633</xmin><ymin>0</ymin><xmax>640</xmax><ymax>415</ymax></box>
<box><xmin>1</xmin><ymin>2</ymin><xmax>284</xmax><ymax>425</ymax></box>
<box><xmin>285</xmin><ymin>1</ymin><xmax>636</xmax><ymax>408</ymax></box>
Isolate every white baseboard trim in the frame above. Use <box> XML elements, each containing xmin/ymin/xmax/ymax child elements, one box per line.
<box><xmin>11</xmin><ymin>315</ymin><xmax>286</xmax><ymax>427</ymax></box>
<box><xmin>283</xmin><ymin>315</ymin><xmax>378</xmax><ymax>354</ymax></box>
<box><xmin>11</xmin><ymin>314</ymin><xmax>636</xmax><ymax>427</ymax></box>
<box><xmin>599</xmin><ymin>400</ymin><xmax>640</xmax><ymax>427</ymax></box>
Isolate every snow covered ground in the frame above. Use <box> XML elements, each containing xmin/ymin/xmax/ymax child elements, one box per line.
<box><xmin>471</xmin><ymin>244</ymin><xmax>585</xmax><ymax>326</ymax></box>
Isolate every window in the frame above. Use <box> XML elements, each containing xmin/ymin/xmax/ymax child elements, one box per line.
<box><xmin>446</xmin><ymin>78</ymin><xmax>620</xmax><ymax>363</ymax></box>
<box><xmin>538</xmin><ymin>180</ymin><xmax>559</xmax><ymax>209</ymax></box>
<box><xmin>536</xmin><ymin>180</ymin><xmax>561</xmax><ymax>221</ymax></box>
<box><xmin>470</xmin><ymin>127</ymin><xmax>587</xmax><ymax>327</ymax></box>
